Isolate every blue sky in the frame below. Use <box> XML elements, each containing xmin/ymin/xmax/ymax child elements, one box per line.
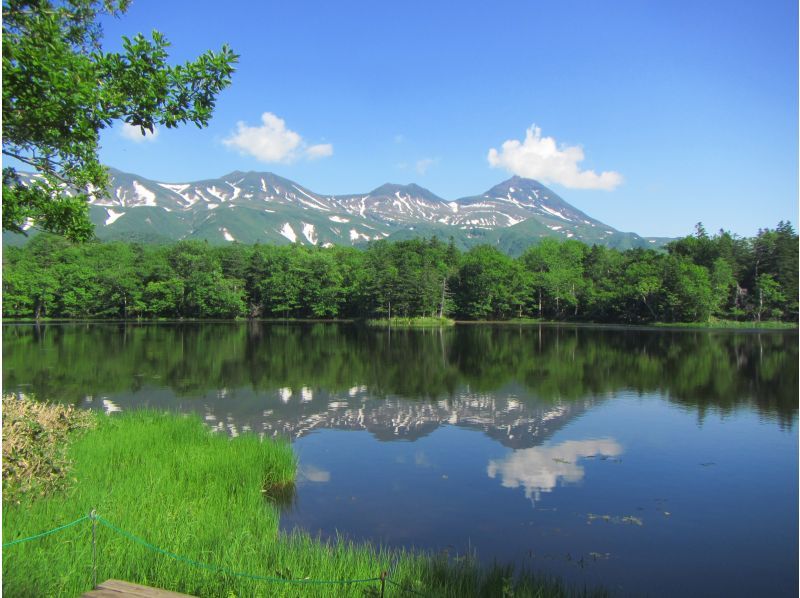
<box><xmin>95</xmin><ymin>0</ymin><xmax>798</xmax><ymax>238</ymax></box>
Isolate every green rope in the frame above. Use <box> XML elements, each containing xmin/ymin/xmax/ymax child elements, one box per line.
<box><xmin>96</xmin><ymin>515</ymin><xmax>382</xmax><ymax>585</ymax></box>
<box><xmin>3</xmin><ymin>514</ymin><xmax>90</xmax><ymax>548</ymax></box>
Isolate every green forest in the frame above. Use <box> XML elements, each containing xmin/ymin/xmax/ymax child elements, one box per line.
<box><xmin>3</xmin><ymin>222</ymin><xmax>797</xmax><ymax>323</ymax></box>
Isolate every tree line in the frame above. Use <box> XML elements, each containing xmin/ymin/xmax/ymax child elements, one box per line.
<box><xmin>3</xmin><ymin>222</ymin><xmax>797</xmax><ymax>323</ymax></box>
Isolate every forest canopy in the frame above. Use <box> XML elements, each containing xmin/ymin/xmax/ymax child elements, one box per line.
<box><xmin>3</xmin><ymin>223</ymin><xmax>797</xmax><ymax>323</ymax></box>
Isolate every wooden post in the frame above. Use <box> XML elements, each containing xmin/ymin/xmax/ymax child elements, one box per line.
<box><xmin>90</xmin><ymin>510</ymin><xmax>97</xmax><ymax>588</ymax></box>
<box><xmin>380</xmin><ymin>570</ymin><xmax>388</xmax><ymax>597</ymax></box>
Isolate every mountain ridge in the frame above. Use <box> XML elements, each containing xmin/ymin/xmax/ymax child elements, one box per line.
<box><xmin>8</xmin><ymin>168</ymin><xmax>671</xmax><ymax>254</ymax></box>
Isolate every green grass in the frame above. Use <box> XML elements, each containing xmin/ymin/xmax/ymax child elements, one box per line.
<box><xmin>652</xmin><ymin>319</ymin><xmax>797</xmax><ymax>330</ymax></box>
<box><xmin>2</xmin><ymin>408</ymin><xmax>604</xmax><ymax>597</ymax></box>
<box><xmin>366</xmin><ymin>316</ymin><xmax>456</xmax><ymax>328</ymax></box>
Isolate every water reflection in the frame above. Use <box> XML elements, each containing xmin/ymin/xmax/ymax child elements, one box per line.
<box><xmin>487</xmin><ymin>438</ymin><xmax>623</xmax><ymax>502</ymax></box>
<box><xmin>298</xmin><ymin>464</ymin><xmax>331</xmax><ymax>483</ymax></box>
<box><xmin>3</xmin><ymin>322</ymin><xmax>797</xmax><ymax>428</ymax></box>
<box><xmin>73</xmin><ymin>387</ymin><xmax>598</xmax><ymax>449</ymax></box>
<box><xmin>3</xmin><ymin>322</ymin><xmax>796</xmax><ymax>597</ymax></box>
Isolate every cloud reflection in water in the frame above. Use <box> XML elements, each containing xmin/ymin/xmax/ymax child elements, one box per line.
<box><xmin>487</xmin><ymin>438</ymin><xmax>622</xmax><ymax>502</ymax></box>
<box><xmin>299</xmin><ymin>464</ymin><xmax>331</xmax><ymax>483</ymax></box>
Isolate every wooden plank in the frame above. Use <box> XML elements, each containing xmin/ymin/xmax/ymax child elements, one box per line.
<box><xmin>82</xmin><ymin>579</ymin><xmax>196</xmax><ymax>597</ymax></box>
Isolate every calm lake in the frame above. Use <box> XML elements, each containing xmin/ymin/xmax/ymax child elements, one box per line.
<box><xmin>3</xmin><ymin>322</ymin><xmax>798</xmax><ymax>597</ymax></box>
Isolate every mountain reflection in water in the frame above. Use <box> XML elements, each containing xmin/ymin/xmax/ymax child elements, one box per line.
<box><xmin>80</xmin><ymin>386</ymin><xmax>599</xmax><ymax>450</ymax></box>
<box><xmin>3</xmin><ymin>322</ymin><xmax>796</xmax><ymax>430</ymax></box>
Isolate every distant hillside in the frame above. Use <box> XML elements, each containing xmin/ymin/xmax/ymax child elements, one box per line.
<box><xmin>5</xmin><ymin>169</ymin><xmax>670</xmax><ymax>254</ymax></box>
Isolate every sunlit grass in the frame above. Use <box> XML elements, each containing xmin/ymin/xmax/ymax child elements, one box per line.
<box><xmin>652</xmin><ymin>319</ymin><xmax>797</xmax><ymax>329</ymax></box>
<box><xmin>367</xmin><ymin>316</ymin><xmax>456</xmax><ymax>327</ymax></box>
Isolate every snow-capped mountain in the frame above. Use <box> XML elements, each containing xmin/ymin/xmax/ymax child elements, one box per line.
<box><xmin>11</xmin><ymin>169</ymin><xmax>668</xmax><ymax>252</ymax></box>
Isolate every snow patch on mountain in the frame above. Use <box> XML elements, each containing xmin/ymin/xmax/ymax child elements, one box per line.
<box><xmin>302</xmin><ymin>222</ymin><xmax>318</xmax><ymax>245</ymax></box>
<box><xmin>350</xmin><ymin>228</ymin><xmax>370</xmax><ymax>242</ymax></box>
<box><xmin>159</xmin><ymin>183</ymin><xmax>198</xmax><ymax>207</ymax></box>
<box><xmin>226</xmin><ymin>180</ymin><xmax>242</xmax><ymax>200</ymax></box>
<box><xmin>293</xmin><ymin>185</ymin><xmax>330</xmax><ymax>211</ymax></box>
<box><xmin>105</xmin><ymin>209</ymin><xmax>125</xmax><ymax>225</ymax></box>
<box><xmin>541</xmin><ymin>206</ymin><xmax>570</xmax><ymax>221</ymax></box>
<box><xmin>206</xmin><ymin>186</ymin><xmax>228</xmax><ymax>202</ymax></box>
<box><xmin>280</xmin><ymin>222</ymin><xmax>297</xmax><ymax>243</ymax></box>
<box><xmin>194</xmin><ymin>188</ymin><xmax>214</xmax><ymax>203</ymax></box>
<box><xmin>132</xmin><ymin>181</ymin><xmax>156</xmax><ymax>206</ymax></box>
<box><xmin>159</xmin><ymin>183</ymin><xmax>190</xmax><ymax>194</ymax></box>
<box><xmin>295</xmin><ymin>196</ymin><xmax>324</xmax><ymax>211</ymax></box>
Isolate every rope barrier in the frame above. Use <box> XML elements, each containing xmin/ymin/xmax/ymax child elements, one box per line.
<box><xmin>95</xmin><ymin>515</ymin><xmax>383</xmax><ymax>586</ymax></box>
<box><xmin>4</xmin><ymin>510</ymin><xmax>433</xmax><ymax>591</ymax></box>
<box><xmin>2</xmin><ymin>514</ymin><xmax>90</xmax><ymax>548</ymax></box>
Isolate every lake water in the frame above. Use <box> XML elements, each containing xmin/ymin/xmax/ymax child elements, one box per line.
<box><xmin>3</xmin><ymin>322</ymin><xmax>797</xmax><ymax>597</ymax></box>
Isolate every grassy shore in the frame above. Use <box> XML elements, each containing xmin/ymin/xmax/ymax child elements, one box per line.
<box><xmin>2</xmin><ymin>398</ymin><xmax>603</xmax><ymax>597</ymax></box>
<box><xmin>6</xmin><ymin>316</ymin><xmax>796</xmax><ymax>331</ymax></box>
<box><xmin>651</xmin><ymin>319</ymin><xmax>797</xmax><ymax>330</ymax></box>
<box><xmin>366</xmin><ymin>316</ymin><xmax>456</xmax><ymax>328</ymax></box>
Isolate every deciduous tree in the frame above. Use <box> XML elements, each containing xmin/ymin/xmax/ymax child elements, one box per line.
<box><xmin>2</xmin><ymin>0</ymin><xmax>238</xmax><ymax>240</ymax></box>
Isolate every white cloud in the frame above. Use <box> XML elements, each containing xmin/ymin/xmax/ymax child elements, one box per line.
<box><xmin>487</xmin><ymin>438</ymin><xmax>622</xmax><ymax>503</ymax></box>
<box><xmin>121</xmin><ymin>122</ymin><xmax>159</xmax><ymax>143</ymax></box>
<box><xmin>306</xmin><ymin>143</ymin><xmax>334</xmax><ymax>159</ymax></box>
<box><xmin>488</xmin><ymin>125</ymin><xmax>623</xmax><ymax>190</ymax></box>
<box><xmin>223</xmin><ymin>112</ymin><xmax>333</xmax><ymax>163</ymax></box>
<box><xmin>415</xmin><ymin>157</ymin><xmax>438</xmax><ymax>175</ymax></box>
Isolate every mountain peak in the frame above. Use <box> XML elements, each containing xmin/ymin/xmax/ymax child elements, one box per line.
<box><xmin>369</xmin><ymin>183</ymin><xmax>444</xmax><ymax>203</ymax></box>
<box><xmin>496</xmin><ymin>175</ymin><xmax>543</xmax><ymax>187</ymax></box>
<box><xmin>482</xmin><ymin>176</ymin><xmax>551</xmax><ymax>197</ymax></box>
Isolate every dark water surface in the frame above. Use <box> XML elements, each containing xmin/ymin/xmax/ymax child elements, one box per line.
<box><xmin>3</xmin><ymin>322</ymin><xmax>798</xmax><ymax>597</ymax></box>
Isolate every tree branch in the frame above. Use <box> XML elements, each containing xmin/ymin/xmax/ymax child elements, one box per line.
<box><xmin>1</xmin><ymin>150</ymin><xmax>73</xmax><ymax>185</ymax></box>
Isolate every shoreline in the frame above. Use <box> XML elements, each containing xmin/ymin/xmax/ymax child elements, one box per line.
<box><xmin>3</xmin><ymin>317</ymin><xmax>796</xmax><ymax>331</ymax></box>
<box><xmin>2</xmin><ymin>397</ymin><xmax>604</xmax><ymax>597</ymax></box>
